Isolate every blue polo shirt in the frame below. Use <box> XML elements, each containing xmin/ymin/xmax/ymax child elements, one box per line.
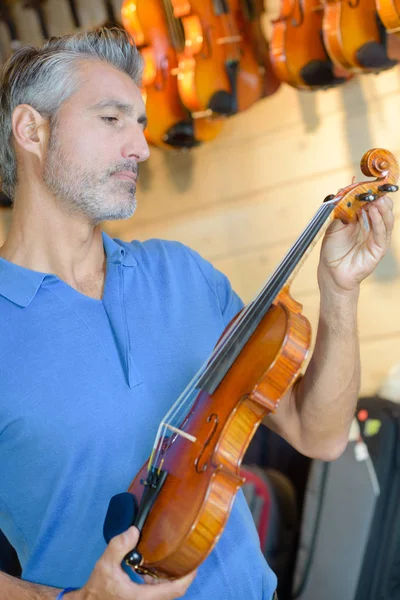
<box><xmin>0</xmin><ymin>232</ymin><xmax>277</xmax><ymax>599</ymax></box>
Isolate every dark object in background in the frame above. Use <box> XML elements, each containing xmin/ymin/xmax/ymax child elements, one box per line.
<box><xmin>354</xmin><ymin>397</ymin><xmax>400</xmax><ymax>600</ymax></box>
<box><xmin>244</xmin><ymin>424</ymin><xmax>312</xmax><ymax>515</ymax></box>
<box><xmin>0</xmin><ymin>192</ymin><xmax>12</xmax><ymax>208</ymax></box>
<box><xmin>292</xmin><ymin>396</ymin><xmax>400</xmax><ymax>600</ymax></box>
<box><xmin>243</xmin><ymin>424</ymin><xmax>311</xmax><ymax>599</ymax></box>
<box><xmin>241</xmin><ymin>464</ymin><xmax>299</xmax><ymax>600</ymax></box>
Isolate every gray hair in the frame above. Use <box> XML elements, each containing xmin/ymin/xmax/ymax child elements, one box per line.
<box><xmin>0</xmin><ymin>27</ymin><xmax>143</xmax><ymax>199</ymax></box>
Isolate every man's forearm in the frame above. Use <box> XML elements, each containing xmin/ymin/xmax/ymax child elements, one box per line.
<box><xmin>295</xmin><ymin>285</ymin><xmax>361</xmax><ymax>460</ymax></box>
<box><xmin>0</xmin><ymin>572</ymin><xmax>80</xmax><ymax>600</ymax></box>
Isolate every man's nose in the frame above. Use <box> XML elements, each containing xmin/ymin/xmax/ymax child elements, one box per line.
<box><xmin>121</xmin><ymin>125</ymin><xmax>150</xmax><ymax>163</ymax></box>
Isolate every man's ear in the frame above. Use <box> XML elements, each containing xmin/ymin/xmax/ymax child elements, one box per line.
<box><xmin>12</xmin><ymin>104</ymin><xmax>49</xmax><ymax>160</ymax></box>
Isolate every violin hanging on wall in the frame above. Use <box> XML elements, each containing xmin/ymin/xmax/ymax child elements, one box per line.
<box><xmin>322</xmin><ymin>0</ymin><xmax>397</xmax><ymax>73</ymax></box>
<box><xmin>103</xmin><ymin>148</ymin><xmax>399</xmax><ymax>579</ymax></box>
<box><xmin>170</xmin><ymin>0</ymin><xmax>263</xmax><ymax>118</ymax></box>
<box><xmin>269</xmin><ymin>0</ymin><xmax>348</xmax><ymax>89</ymax></box>
<box><xmin>235</xmin><ymin>0</ymin><xmax>281</xmax><ymax>98</ymax></box>
<box><xmin>121</xmin><ymin>0</ymin><xmax>223</xmax><ymax>149</ymax></box>
<box><xmin>376</xmin><ymin>0</ymin><xmax>400</xmax><ymax>39</ymax></box>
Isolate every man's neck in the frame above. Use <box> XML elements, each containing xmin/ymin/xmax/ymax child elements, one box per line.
<box><xmin>0</xmin><ymin>195</ymin><xmax>107</xmax><ymax>299</ymax></box>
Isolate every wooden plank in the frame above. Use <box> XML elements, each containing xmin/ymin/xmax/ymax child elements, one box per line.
<box><xmin>296</xmin><ymin>333</ymin><xmax>400</xmax><ymax>397</ymax></box>
<box><xmin>360</xmin><ymin>336</ymin><xmax>400</xmax><ymax>396</ymax></box>
<box><xmin>214</xmin><ymin>233</ymin><xmax>400</xmax><ymax>302</ymax></box>
<box><xmin>297</xmin><ymin>280</ymin><xmax>400</xmax><ymax>344</ymax></box>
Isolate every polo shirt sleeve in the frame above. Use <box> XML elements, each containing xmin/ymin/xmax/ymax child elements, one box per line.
<box><xmin>182</xmin><ymin>245</ymin><xmax>244</xmax><ymax>326</ymax></box>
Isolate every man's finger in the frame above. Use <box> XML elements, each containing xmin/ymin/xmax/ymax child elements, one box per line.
<box><xmin>104</xmin><ymin>525</ymin><xmax>140</xmax><ymax>566</ymax></box>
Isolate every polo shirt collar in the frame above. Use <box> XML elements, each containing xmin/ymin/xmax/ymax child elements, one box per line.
<box><xmin>0</xmin><ymin>260</ymin><xmax>49</xmax><ymax>307</ymax></box>
<box><xmin>101</xmin><ymin>231</ymin><xmax>137</xmax><ymax>267</ymax></box>
<box><xmin>0</xmin><ymin>231</ymin><xmax>136</xmax><ymax>307</ymax></box>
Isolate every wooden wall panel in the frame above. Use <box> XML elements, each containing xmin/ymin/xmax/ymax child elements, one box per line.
<box><xmin>1</xmin><ymin>0</ymin><xmax>400</xmax><ymax>397</ymax></box>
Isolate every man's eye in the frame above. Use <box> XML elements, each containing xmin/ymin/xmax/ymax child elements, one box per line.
<box><xmin>101</xmin><ymin>117</ymin><xmax>118</xmax><ymax>124</ymax></box>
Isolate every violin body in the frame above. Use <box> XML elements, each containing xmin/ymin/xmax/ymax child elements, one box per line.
<box><xmin>171</xmin><ymin>0</ymin><xmax>263</xmax><ymax>117</ymax></box>
<box><xmin>270</xmin><ymin>0</ymin><xmax>347</xmax><ymax>89</ymax></box>
<box><xmin>376</xmin><ymin>0</ymin><xmax>400</xmax><ymax>38</ymax></box>
<box><xmin>236</xmin><ymin>0</ymin><xmax>281</xmax><ymax>97</ymax></box>
<box><xmin>121</xmin><ymin>0</ymin><xmax>222</xmax><ymax>149</ymax></box>
<box><xmin>127</xmin><ymin>294</ymin><xmax>311</xmax><ymax>578</ymax></box>
<box><xmin>322</xmin><ymin>0</ymin><xmax>397</xmax><ymax>72</ymax></box>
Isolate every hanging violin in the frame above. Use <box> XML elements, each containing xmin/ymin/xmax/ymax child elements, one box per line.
<box><xmin>235</xmin><ymin>0</ymin><xmax>281</xmax><ymax>98</ymax></box>
<box><xmin>322</xmin><ymin>0</ymin><xmax>397</xmax><ymax>73</ymax></box>
<box><xmin>270</xmin><ymin>0</ymin><xmax>348</xmax><ymax>89</ymax></box>
<box><xmin>170</xmin><ymin>0</ymin><xmax>263</xmax><ymax>117</ymax></box>
<box><xmin>376</xmin><ymin>0</ymin><xmax>400</xmax><ymax>39</ymax></box>
<box><xmin>121</xmin><ymin>0</ymin><xmax>223</xmax><ymax>149</ymax></box>
<box><xmin>103</xmin><ymin>148</ymin><xmax>399</xmax><ymax>579</ymax></box>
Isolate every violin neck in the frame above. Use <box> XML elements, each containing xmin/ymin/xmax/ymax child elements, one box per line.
<box><xmin>162</xmin><ymin>0</ymin><xmax>185</xmax><ymax>53</ymax></box>
<box><xmin>198</xmin><ymin>200</ymin><xmax>336</xmax><ymax>395</ymax></box>
<box><xmin>266</xmin><ymin>201</ymin><xmax>336</xmax><ymax>296</ymax></box>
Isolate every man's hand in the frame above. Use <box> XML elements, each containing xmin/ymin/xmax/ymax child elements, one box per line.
<box><xmin>78</xmin><ymin>526</ymin><xmax>196</xmax><ymax>600</ymax></box>
<box><xmin>318</xmin><ymin>195</ymin><xmax>395</xmax><ymax>292</ymax></box>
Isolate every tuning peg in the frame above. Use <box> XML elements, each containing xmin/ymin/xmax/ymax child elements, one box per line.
<box><xmin>378</xmin><ymin>184</ymin><xmax>399</xmax><ymax>193</ymax></box>
<box><xmin>124</xmin><ymin>549</ymin><xmax>143</xmax><ymax>567</ymax></box>
<box><xmin>357</xmin><ymin>191</ymin><xmax>377</xmax><ymax>202</ymax></box>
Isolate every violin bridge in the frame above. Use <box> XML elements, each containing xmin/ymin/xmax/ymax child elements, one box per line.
<box><xmin>161</xmin><ymin>422</ymin><xmax>197</xmax><ymax>443</ymax></box>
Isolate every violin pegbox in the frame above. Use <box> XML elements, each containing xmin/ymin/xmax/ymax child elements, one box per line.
<box><xmin>328</xmin><ymin>148</ymin><xmax>399</xmax><ymax>223</ymax></box>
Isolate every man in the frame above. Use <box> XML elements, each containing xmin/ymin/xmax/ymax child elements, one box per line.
<box><xmin>0</xmin><ymin>27</ymin><xmax>394</xmax><ymax>600</ymax></box>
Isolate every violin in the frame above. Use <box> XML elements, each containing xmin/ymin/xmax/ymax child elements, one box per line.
<box><xmin>322</xmin><ymin>0</ymin><xmax>397</xmax><ymax>73</ymax></box>
<box><xmin>121</xmin><ymin>0</ymin><xmax>223</xmax><ymax>150</ymax></box>
<box><xmin>103</xmin><ymin>149</ymin><xmax>398</xmax><ymax>578</ymax></box>
<box><xmin>170</xmin><ymin>0</ymin><xmax>263</xmax><ymax>117</ymax></box>
<box><xmin>270</xmin><ymin>0</ymin><xmax>348</xmax><ymax>89</ymax></box>
<box><xmin>235</xmin><ymin>0</ymin><xmax>281</xmax><ymax>98</ymax></box>
<box><xmin>376</xmin><ymin>0</ymin><xmax>400</xmax><ymax>39</ymax></box>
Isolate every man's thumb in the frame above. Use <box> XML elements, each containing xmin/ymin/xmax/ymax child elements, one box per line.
<box><xmin>105</xmin><ymin>526</ymin><xmax>140</xmax><ymax>563</ymax></box>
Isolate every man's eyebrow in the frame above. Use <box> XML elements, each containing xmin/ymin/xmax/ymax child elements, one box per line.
<box><xmin>89</xmin><ymin>99</ymin><xmax>133</xmax><ymax>113</ymax></box>
<box><xmin>88</xmin><ymin>99</ymin><xmax>147</xmax><ymax>127</ymax></box>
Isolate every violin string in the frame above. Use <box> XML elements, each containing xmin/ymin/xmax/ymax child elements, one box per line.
<box><xmin>149</xmin><ymin>199</ymin><xmax>337</xmax><ymax>472</ymax></box>
<box><xmin>149</xmin><ymin>201</ymin><xmax>332</xmax><ymax>472</ymax></box>
<box><xmin>149</xmin><ymin>202</ymin><xmax>333</xmax><ymax>472</ymax></box>
<box><xmin>192</xmin><ymin>203</ymin><xmax>336</xmax><ymax>394</ymax></box>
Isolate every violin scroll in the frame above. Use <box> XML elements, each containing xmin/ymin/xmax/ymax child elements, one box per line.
<box><xmin>360</xmin><ymin>148</ymin><xmax>398</xmax><ymax>180</ymax></box>
<box><xmin>332</xmin><ymin>148</ymin><xmax>399</xmax><ymax>222</ymax></box>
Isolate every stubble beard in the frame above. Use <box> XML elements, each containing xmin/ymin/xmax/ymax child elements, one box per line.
<box><xmin>43</xmin><ymin>127</ymin><xmax>138</xmax><ymax>225</ymax></box>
